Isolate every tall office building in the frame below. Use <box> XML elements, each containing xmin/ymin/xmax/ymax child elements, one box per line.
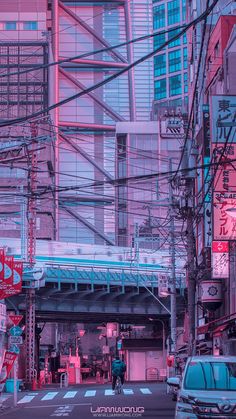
<box><xmin>152</xmin><ymin>0</ymin><xmax>188</xmax><ymax>113</ymax></box>
<box><xmin>0</xmin><ymin>0</ymin><xmax>154</xmax><ymax>246</ymax></box>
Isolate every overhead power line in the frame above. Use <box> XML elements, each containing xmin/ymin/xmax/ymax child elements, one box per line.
<box><xmin>0</xmin><ymin>0</ymin><xmax>220</xmax><ymax>129</ymax></box>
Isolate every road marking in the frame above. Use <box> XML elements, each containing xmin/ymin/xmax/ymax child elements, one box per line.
<box><xmin>104</xmin><ymin>390</ymin><xmax>114</xmax><ymax>396</ymax></box>
<box><xmin>51</xmin><ymin>405</ymin><xmax>74</xmax><ymax>417</ymax></box>
<box><xmin>140</xmin><ymin>388</ymin><xmax>152</xmax><ymax>394</ymax></box>
<box><xmin>84</xmin><ymin>390</ymin><xmax>96</xmax><ymax>397</ymax></box>
<box><xmin>0</xmin><ymin>395</ymin><xmax>12</xmax><ymax>402</ymax></box>
<box><xmin>25</xmin><ymin>403</ymin><xmax>92</xmax><ymax>409</ymax></box>
<box><xmin>63</xmin><ymin>391</ymin><xmax>77</xmax><ymax>399</ymax></box>
<box><xmin>123</xmin><ymin>389</ymin><xmax>134</xmax><ymax>395</ymax></box>
<box><xmin>18</xmin><ymin>395</ymin><xmax>36</xmax><ymax>404</ymax></box>
<box><xmin>42</xmin><ymin>392</ymin><xmax>58</xmax><ymax>401</ymax></box>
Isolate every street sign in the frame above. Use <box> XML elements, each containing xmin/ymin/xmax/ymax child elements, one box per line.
<box><xmin>9</xmin><ymin>345</ymin><xmax>20</xmax><ymax>354</ymax></box>
<box><xmin>9</xmin><ymin>326</ymin><xmax>23</xmax><ymax>336</ymax></box>
<box><xmin>9</xmin><ymin>336</ymin><xmax>23</xmax><ymax>345</ymax></box>
<box><xmin>9</xmin><ymin>315</ymin><xmax>23</xmax><ymax>326</ymax></box>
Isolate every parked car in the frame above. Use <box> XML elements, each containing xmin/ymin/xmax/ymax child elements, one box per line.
<box><xmin>167</xmin><ymin>355</ymin><xmax>236</xmax><ymax>418</ymax></box>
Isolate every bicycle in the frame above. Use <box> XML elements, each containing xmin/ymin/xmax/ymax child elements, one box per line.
<box><xmin>114</xmin><ymin>376</ymin><xmax>122</xmax><ymax>394</ymax></box>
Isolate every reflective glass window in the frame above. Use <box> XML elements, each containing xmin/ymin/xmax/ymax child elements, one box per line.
<box><xmin>168</xmin><ymin>27</ymin><xmax>181</xmax><ymax>47</ymax></box>
<box><xmin>5</xmin><ymin>22</ymin><xmax>16</xmax><ymax>30</ymax></box>
<box><xmin>169</xmin><ymin>74</ymin><xmax>182</xmax><ymax>96</ymax></box>
<box><xmin>154</xmin><ymin>78</ymin><xmax>167</xmax><ymax>100</ymax></box>
<box><xmin>153</xmin><ymin>4</ymin><xmax>165</xmax><ymax>30</ymax></box>
<box><xmin>168</xmin><ymin>49</ymin><xmax>181</xmax><ymax>73</ymax></box>
<box><xmin>154</xmin><ymin>31</ymin><xmax>166</xmax><ymax>50</ymax></box>
<box><xmin>167</xmin><ymin>1</ymin><xmax>180</xmax><ymax>25</ymax></box>
<box><xmin>23</xmin><ymin>21</ymin><xmax>38</xmax><ymax>30</ymax></box>
<box><xmin>154</xmin><ymin>54</ymin><xmax>166</xmax><ymax>77</ymax></box>
<box><xmin>183</xmin><ymin>47</ymin><xmax>188</xmax><ymax>69</ymax></box>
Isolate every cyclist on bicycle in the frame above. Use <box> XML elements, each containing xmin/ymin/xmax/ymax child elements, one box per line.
<box><xmin>111</xmin><ymin>355</ymin><xmax>126</xmax><ymax>391</ymax></box>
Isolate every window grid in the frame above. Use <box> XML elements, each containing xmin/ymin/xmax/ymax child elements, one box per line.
<box><xmin>5</xmin><ymin>22</ymin><xmax>17</xmax><ymax>30</ymax></box>
<box><xmin>154</xmin><ymin>54</ymin><xmax>166</xmax><ymax>77</ymax></box>
<box><xmin>167</xmin><ymin>0</ymin><xmax>180</xmax><ymax>26</ymax></box>
<box><xmin>23</xmin><ymin>21</ymin><xmax>38</xmax><ymax>30</ymax></box>
<box><xmin>154</xmin><ymin>78</ymin><xmax>167</xmax><ymax>100</ymax></box>
<box><xmin>168</xmin><ymin>49</ymin><xmax>181</xmax><ymax>73</ymax></box>
<box><xmin>153</xmin><ymin>4</ymin><xmax>165</xmax><ymax>30</ymax></box>
<box><xmin>169</xmin><ymin>74</ymin><xmax>182</xmax><ymax>96</ymax></box>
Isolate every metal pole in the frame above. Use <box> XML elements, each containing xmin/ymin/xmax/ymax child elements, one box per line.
<box><xmin>186</xmin><ymin>182</ymin><xmax>196</xmax><ymax>355</ymax></box>
<box><xmin>13</xmin><ymin>357</ymin><xmax>18</xmax><ymax>407</ymax></box>
<box><xmin>169</xmin><ymin>159</ymin><xmax>177</xmax><ymax>355</ymax></box>
<box><xmin>156</xmin><ymin>319</ymin><xmax>165</xmax><ymax>369</ymax></box>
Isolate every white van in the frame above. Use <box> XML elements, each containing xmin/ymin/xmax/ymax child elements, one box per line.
<box><xmin>167</xmin><ymin>355</ymin><xmax>236</xmax><ymax>418</ymax></box>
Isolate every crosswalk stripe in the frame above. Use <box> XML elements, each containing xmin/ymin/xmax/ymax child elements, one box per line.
<box><xmin>18</xmin><ymin>395</ymin><xmax>35</xmax><ymax>404</ymax></box>
<box><xmin>123</xmin><ymin>389</ymin><xmax>134</xmax><ymax>395</ymax></box>
<box><xmin>104</xmin><ymin>390</ymin><xmax>114</xmax><ymax>396</ymax></box>
<box><xmin>41</xmin><ymin>392</ymin><xmax>58</xmax><ymax>401</ymax></box>
<box><xmin>84</xmin><ymin>390</ymin><xmax>96</xmax><ymax>397</ymax></box>
<box><xmin>140</xmin><ymin>388</ymin><xmax>152</xmax><ymax>394</ymax></box>
<box><xmin>63</xmin><ymin>391</ymin><xmax>77</xmax><ymax>399</ymax></box>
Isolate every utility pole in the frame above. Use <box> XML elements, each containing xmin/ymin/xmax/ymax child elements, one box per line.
<box><xmin>169</xmin><ymin>159</ymin><xmax>177</xmax><ymax>354</ymax></box>
<box><xmin>25</xmin><ymin>123</ymin><xmax>38</xmax><ymax>388</ymax></box>
<box><xmin>186</xmin><ymin>178</ymin><xmax>196</xmax><ymax>355</ymax></box>
<box><xmin>180</xmin><ymin>139</ymin><xmax>197</xmax><ymax>355</ymax></box>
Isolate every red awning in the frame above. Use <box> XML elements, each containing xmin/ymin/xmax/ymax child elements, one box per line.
<box><xmin>197</xmin><ymin>324</ymin><xmax>210</xmax><ymax>335</ymax></box>
<box><xmin>213</xmin><ymin>323</ymin><xmax>231</xmax><ymax>335</ymax></box>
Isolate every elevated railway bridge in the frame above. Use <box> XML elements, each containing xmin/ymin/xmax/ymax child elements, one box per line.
<box><xmin>2</xmin><ymin>239</ymin><xmax>186</xmax><ymax>323</ymax></box>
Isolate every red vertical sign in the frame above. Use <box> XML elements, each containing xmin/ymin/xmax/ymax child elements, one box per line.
<box><xmin>0</xmin><ymin>256</ymin><xmax>14</xmax><ymax>299</ymax></box>
<box><xmin>0</xmin><ymin>249</ymin><xmax>5</xmax><ymax>282</ymax></box>
<box><xmin>12</xmin><ymin>261</ymin><xmax>23</xmax><ymax>295</ymax></box>
<box><xmin>0</xmin><ymin>260</ymin><xmax>22</xmax><ymax>299</ymax></box>
<box><xmin>0</xmin><ymin>351</ymin><xmax>17</xmax><ymax>385</ymax></box>
<box><xmin>4</xmin><ymin>256</ymin><xmax>13</xmax><ymax>285</ymax></box>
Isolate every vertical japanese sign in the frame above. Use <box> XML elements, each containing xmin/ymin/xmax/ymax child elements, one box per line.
<box><xmin>0</xmin><ymin>256</ymin><xmax>13</xmax><ymax>299</ymax></box>
<box><xmin>0</xmin><ymin>258</ymin><xmax>22</xmax><ymax>299</ymax></box>
<box><xmin>212</xmin><ymin>143</ymin><xmax>236</xmax><ymax>192</ymax></box>
<box><xmin>158</xmin><ymin>273</ymin><xmax>169</xmax><ymax>297</ymax></box>
<box><xmin>212</xmin><ymin>96</ymin><xmax>236</xmax><ymax>143</ymax></box>
<box><xmin>203</xmin><ymin>104</ymin><xmax>210</xmax><ymax>157</ymax></box>
<box><xmin>0</xmin><ymin>249</ymin><xmax>4</xmax><ymax>282</ymax></box>
<box><xmin>212</xmin><ymin>241</ymin><xmax>229</xmax><ymax>278</ymax></box>
<box><xmin>0</xmin><ymin>351</ymin><xmax>17</xmax><ymax>385</ymax></box>
<box><xmin>204</xmin><ymin>157</ymin><xmax>212</xmax><ymax>247</ymax></box>
<box><xmin>213</xmin><ymin>192</ymin><xmax>236</xmax><ymax>240</ymax></box>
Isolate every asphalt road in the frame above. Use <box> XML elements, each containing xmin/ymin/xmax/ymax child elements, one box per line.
<box><xmin>0</xmin><ymin>383</ymin><xmax>176</xmax><ymax>419</ymax></box>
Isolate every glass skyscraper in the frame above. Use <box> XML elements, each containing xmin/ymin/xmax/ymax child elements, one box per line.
<box><xmin>152</xmin><ymin>0</ymin><xmax>188</xmax><ymax>108</ymax></box>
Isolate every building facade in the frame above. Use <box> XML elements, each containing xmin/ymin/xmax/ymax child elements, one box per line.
<box><xmin>188</xmin><ymin>0</ymin><xmax>236</xmax><ymax>355</ymax></box>
<box><xmin>152</xmin><ymin>0</ymin><xmax>188</xmax><ymax>115</ymax></box>
<box><xmin>0</xmin><ymin>0</ymin><xmax>154</xmax><ymax>247</ymax></box>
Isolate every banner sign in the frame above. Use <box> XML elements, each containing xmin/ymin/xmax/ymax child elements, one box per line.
<box><xmin>158</xmin><ymin>273</ymin><xmax>169</xmax><ymax>297</ymax></box>
<box><xmin>212</xmin><ymin>253</ymin><xmax>229</xmax><ymax>278</ymax></box>
<box><xmin>212</xmin><ymin>241</ymin><xmax>229</xmax><ymax>278</ymax></box>
<box><xmin>213</xmin><ymin>192</ymin><xmax>236</xmax><ymax>240</ymax></box>
<box><xmin>0</xmin><ymin>351</ymin><xmax>17</xmax><ymax>385</ymax></box>
<box><xmin>0</xmin><ymin>249</ymin><xmax>4</xmax><ymax>282</ymax></box>
<box><xmin>0</xmin><ymin>303</ymin><xmax>6</xmax><ymax>333</ymax></box>
<box><xmin>0</xmin><ymin>260</ymin><xmax>22</xmax><ymax>299</ymax></box>
<box><xmin>203</xmin><ymin>105</ymin><xmax>210</xmax><ymax>157</ymax></box>
<box><xmin>212</xmin><ymin>241</ymin><xmax>229</xmax><ymax>253</ymax></box>
<box><xmin>212</xmin><ymin>143</ymin><xmax>236</xmax><ymax>192</ymax></box>
<box><xmin>3</xmin><ymin>256</ymin><xmax>13</xmax><ymax>285</ymax></box>
<box><xmin>212</xmin><ymin>95</ymin><xmax>236</xmax><ymax>143</ymax></box>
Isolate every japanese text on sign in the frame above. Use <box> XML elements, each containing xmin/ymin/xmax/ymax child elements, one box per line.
<box><xmin>212</xmin><ymin>96</ymin><xmax>236</xmax><ymax>143</ymax></box>
<box><xmin>213</xmin><ymin>192</ymin><xmax>236</xmax><ymax>240</ymax></box>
